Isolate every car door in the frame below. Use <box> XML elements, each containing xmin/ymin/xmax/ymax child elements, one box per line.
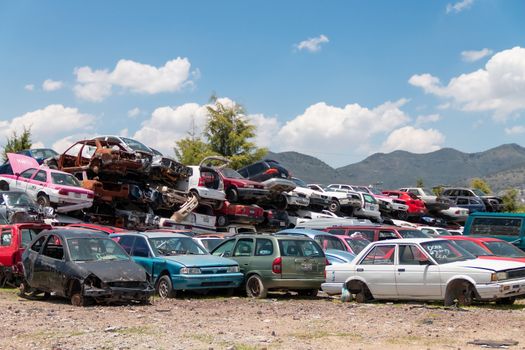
<box><xmin>15</xmin><ymin>168</ymin><xmax>37</xmax><ymax>192</ymax></box>
<box><xmin>35</xmin><ymin>234</ymin><xmax>66</xmax><ymax>293</ymax></box>
<box><xmin>24</xmin><ymin>235</ymin><xmax>47</xmax><ymax>288</ymax></box>
<box><xmin>355</xmin><ymin>244</ymin><xmax>397</xmax><ymax>298</ymax></box>
<box><xmin>252</xmin><ymin>238</ymin><xmax>275</xmax><ymax>280</ymax></box>
<box><xmin>211</xmin><ymin>239</ymin><xmax>236</xmax><ymax>258</ymax></box>
<box><xmin>26</xmin><ymin>170</ymin><xmax>47</xmax><ymax>200</ymax></box>
<box><xmin>395</xmin><ymin>244</ymin><xmax>442</xmax><ymax>299</ymax></box>
<box><xmin>130</xmin><ymin>236</ymin><xmax>154</xmax><ymax>275</ymax></box>
<box><xmin>278</xmin><ymin>239</ymin><xmax>324</xmax><ymax>279</ymax></box>
<box><xmin>232</xmin><ymin>238</ymin><xmax>254</xmax><ymax>275</ymax></box>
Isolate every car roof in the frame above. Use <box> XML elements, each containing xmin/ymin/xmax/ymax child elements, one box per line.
<box><xmin>373</xmin><ymin>238</ymin><xmax>442</xmax><ymax>244</ymax></box>
<box><xmin>278</xmin><ymin>228</ymin><xmax>333</xmax><ymax>236</ymax></box>
<box><xmin>42</xmin><ymin>229</ymin><xmax>108</xmax><ymax>239</ymax></box>
<box><xmin>441</xmin><ymin>235</ymin><xmax>501</xmax><ymax>242</ymax></box>
<box><xmin>113</xmin><ymin>231</ymin><xmax>189</xmax><ymax>239</ymax></box>
<box><xmin>226</xmin><ymin>233</ymin><xmax>314</xmax><ymax>241</ymax></box>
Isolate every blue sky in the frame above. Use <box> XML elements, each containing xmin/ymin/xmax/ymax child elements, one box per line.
<box><xmin>0</xmin><ymin>0</ymin><xmax>524</xmax><ymax>167</ymax></box>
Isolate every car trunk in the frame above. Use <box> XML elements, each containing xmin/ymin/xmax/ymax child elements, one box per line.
<box><xmin>277</xmin><ymin>239</ymin><xmax>325</xmax><ymax>279</ymax></box>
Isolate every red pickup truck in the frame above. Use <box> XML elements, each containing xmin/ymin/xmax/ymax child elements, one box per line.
<box><xmin>0</xmin><ymin>223</ymin><xmax>52</xmax><ymax>286</ymax></box>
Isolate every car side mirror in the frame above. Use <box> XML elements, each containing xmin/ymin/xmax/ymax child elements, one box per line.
<box><xmin>222</xmin><ymin>252</ymin><xmax>231</xmax><ymax>257</ymax></box>
<box><xmin>419</xmin><ymin>259</ymin><xmax>432</xmax><ymax>265</ymax></box>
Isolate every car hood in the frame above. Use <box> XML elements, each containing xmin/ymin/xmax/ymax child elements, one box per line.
<box><xmin>76</xmin><ymin>260</ymin><xmax>147</xmax><ymax>282</ymax></box>
<box><xmin>444</xmin><ymin>258</ymin><xmax>525</xmax><ymax>272</ymax></box>
<box><xmin>262</xmin><ymin>178</ymin><xmax>296</xmax><ymax>192</ymax></box>
<box><xmin>7</xmin><ymin>153</ymin><xmax>39</xmax><ymax>175</ymax></box>
<box><xmin>161</xmin><ymin>254</ymin><xmax>237</xmax><ymax>267</ymax></box>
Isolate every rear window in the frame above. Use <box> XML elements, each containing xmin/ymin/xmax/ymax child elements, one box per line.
<box><xmin>398</xmin><ymin>230</ymin><xmax>431</xmax><ymax>238</ymax></box>
<box><xmin>344</xmin><ymin>238</ymin><xmax>370</xmax><ymax>254</ymax></box>
<box><xmin>278</xmin><ymin>239</ymin><xmax>324</xmax><ymax>257</ymax></box>
<box><xmin>470</xmin><ymin>217</ymin><xmax>522</xmax><ymax>236</ymax></box>
<box><xmin>314</xmin><ymin>235</ymin><xmax>345</xmax><ymax>251</ymax></box>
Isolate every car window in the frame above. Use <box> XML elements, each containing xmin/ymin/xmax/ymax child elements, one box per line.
<box><xmin>51</xmin><ymin>172</ymin><xmax>81</xmax><ymax>187</ymax></box>
<box><xmin>255</xmin><ymin>238</ymin><xmax>274</xmax><ymax>256</ymax></box>
<box><xmin>347</xmin><ymin>230</ymin><xmax>374</xmax><ymax>241</ymax></box>
<box><xmin>30</xmin><ymin>235</ymin><xmax>46</xmax><ymax>253</ymax></box>
<box><xmin>42</xmin><ymin>234</ymin><xmax>64</xmax><ymax>260</ymax></box>
<box><xmin>456</xmin><ymin>198</ymin><xmax>468</xmax><ymax>205</ymax></box>
<box><xmin>327</xmin><ymin>229</ymin><xmax>345</xmax><ymax>235</ymax></box>
<box><xmin>212</xmin><ymin>239</ymin><xmax>235</xmax><ymax>257</ymax></box>
<box><xmin>315</xmin><ymin>235</ymin><xmax>345</xmax><ymax>250</ymax></box>
<box><xmin>199</xmin><ymin>238</ymin><xmax>223</xmax><ymax>251</ymax></box>
<box><xmin>398</xmin><ymin>230</ymin><xmax>430</xmax><ymax>238</ymax></box>
<box><xmin>398</xmin><ymin>245</ymin><xmax>428</xmax><ymax>265</ymax></box>
<box><xmin>1</xmin><ymin>229</ymin><xmax>12</xmax><ymax>246</ymax></box>
<box><xmin>344</xmin><ymin>238</ymin><xmax>370</xmax><ymax>254</ymax></box>
<box><xmin>132</xmin><ymin>237</ymin><xmax>151</xmax><ymax>257</ymax></box>
<box><xmin>360</xmin><ymin>245</ymin><xmax>395</xmax><ymax>265</ymax></box>
<box><xmin>278</xmin><ymin>239</ymin><xmax>324</xmax><ymax>257</ymax></box>
<box><xmin>451</xmin><ymin>240</ymin><xmax>492</xmax><ymax>257</ymax></box>
<box><xmin>115</xmin><ymin>235</ymin><xmax>135</xmax><ymax>254</ymax></box>
<box><xmin>408</xmin><ymin>189</ymin><xmax>419</xmax><ymax>195</ymax></box>
<box><xmin>420</xmin><ymin>228</ymin><xmax>434</xmax><ymax>235</ymax></box>
<box><xmin>421</xmin><ymin>240</ymin><xmax>476</xmax><ymax>264</ymax></box>
<box><xmin>65</xmin><ymin>143</ymin><xmax>83</xmax><ymax>157</ymax></box>
<box><xmin>378</xmin><ymin>230</ymin><xmax>397</xmax><ymax>241</ymax></box>
<box><xmin>19</xmin><ymin>168</ymin><xmax>37</xmax><ymax>179</ymax></box>
<box><xmin>469</xmin><ymin>198</ymin><xmax>482</xmax><ymax>205</ymax></box>
<box><xmin>33</xmin><ymin>170</ymin><xmax>47</xmax><ymax>182</ymax></box>
<box><xmin>233</xmin><ymin>238</ymin><xmax>254</xmax><ymax>257</ymax></box>
<box><xmin>484</xmin><ymin>241</ymin><xmax>525</xmax><ymax>258</ymax></box>
<box><xmin>149</xmin><ymin>237</ymin><xmax>207</xmax><ymax>256</ymax></box>
<box><xmin>21</xmin><ymin>228</ymin><xmax>44</xmax><ymax>248</ymax></box>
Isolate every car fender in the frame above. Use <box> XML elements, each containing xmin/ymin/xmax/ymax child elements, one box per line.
<box><xmin>444</xmin><ymin>274</ymin><xmax>479</xmax><ymax>294</ymax></box>
<box><xmin>343</xmin><ymin>275</ymin><xmax>367</xmax><ymax>288</ymax></box>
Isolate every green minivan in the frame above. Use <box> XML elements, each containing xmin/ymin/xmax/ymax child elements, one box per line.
<box><xmin>211</xmin><ymin>234</ymin><xmax>327</xmax><ymax>298</ymax></box>
<box><xmin>464</xmin><ymin>212</ymin><xmax>525</xmax><ymax>250</ymax></box>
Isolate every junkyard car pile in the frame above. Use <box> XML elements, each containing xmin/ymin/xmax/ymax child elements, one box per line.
<box><xmin>1</xmin><ymin>138</ymin><xmax>522</xmax><ymax>309</ymax></box>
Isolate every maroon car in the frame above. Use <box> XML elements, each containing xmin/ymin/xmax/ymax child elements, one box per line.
<box><xmin>216</xmin><ymin>168</ymin><xmax>268</xmax><ymax>203</ymax></box>
<box><xmin>214</xmin><ymin>201</ymin><xmax>265</xmax><ymax>227</ymax></box>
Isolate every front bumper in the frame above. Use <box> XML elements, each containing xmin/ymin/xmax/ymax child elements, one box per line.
<box><xmin>83</xmin><ymin>285</ymin><xmax>154</xmax><ymax>302</ymax></box>
<box><xmin>237</xmin><ymin>187</ymin><xmax>269</xmax><ymax>200</ymax></box>
<box><xmin>171</xmin><ymin>272</ymin><xmax>244</xmax><ymax>290</ymax></box>
<box><xmin>476</xmin><ymin>279</ymin><xmax>525</xmax><ymax>300</ymax></box>
<box><xmin>321</xmin><ymin>282</ymin><xmax>344</xmax><ymax>295</ymax></box>
<box><xmin>285</xmin><ymin>194</ymin><xmax>310</xmax><ymax>207</ymax></box>
<box><xmin>339</xmin><ymin>198</ymin><xmax>362</xmax><ymax>208</ymax></box>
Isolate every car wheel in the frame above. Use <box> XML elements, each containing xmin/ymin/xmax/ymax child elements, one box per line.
<box><xmin>246</xmin><ymin>275</ymin><xmax>268</xmax><ymax>299</ymax></box>
<box><xmin>157</xmin><ymin>275</ymin><xmax>176</xmax><ymax>299</ymax></box>
<box><xmin>37</xmin><ymin>194</ymin><xmax>51</xmax><ymax>208</ymax></box>
<box><xmin>354</xmin><ymin>283</ymin><xmax>372</xmax><ymax>303</ymax></box>
<box><xmin>444</xmin><ymin>281</ymin><xmax>475</xmax><ymax>307</ymax></box>
<box><xmin>70</xmin><ymin>292</ymin><xmax>90</xmax><ymax>307</ymax></box>
<box><xmin>217</xmin><ymin>215</ymin><xmax>228</xmax><ymax>227</ymax></box>
<box><xmin>396</xmin><ymin>210</ymin><xmax>408</xmax><ymax>220</ymax></box>
<box><xmin>226</xmin><ymin>188</ymin><xmax>239</xmax><ymax>203</ymax></box>
<box><xmin>328</xmin><ymin>199</ymin><xmax>340</xmax><ymax>213</ymax></box>
<box><xmin>496</xmin><ymin>297</ymin><xmax>516</xmax><ymax>305</ymax></box>
<box><xmin>0</xmin><ymin>181</ymin><xmax>9</xmax><ymax>191</ymax></box>
<box><xmin>297</xmin><ymin>289</ymin><xmax>318</xmax><ymax>297</ymax></box>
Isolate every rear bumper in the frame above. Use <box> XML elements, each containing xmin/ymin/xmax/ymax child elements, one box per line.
<box><xmin>226</xmin><ymin>214</ymin><xmax>265</xmax><ymax>224</ymax></box>
<box><xmin>339</xmin><ymin>198</ymin><xmax>362</xmax><ymax>208</ymax></box>
<box><xmin>171</xmin><ymin>273</ymin><xmax>244</xmax><ymax>290</ymax></box>
<box><xmin>237</xmin><ymin>188</ymin><xmax>269</xmax><ymax>200</ymax></box>
<box><xmin>476</xmin><ymin>279</ymin><xmax>525</xmax><ymax>300</ymax></box>
<box><xmin>321</xmin><ymin>282</ymin><xmax>344</xmax><ymax>295</ymax></box>
<box><xmin>265</xmin><ymin>277</ymin><xmax>324</xmax><ymax>290</ymax></box>
<box><xmin>285</xmin><ymin>195</ymin><xmax>310</xmax><ymax>207</ymax></box>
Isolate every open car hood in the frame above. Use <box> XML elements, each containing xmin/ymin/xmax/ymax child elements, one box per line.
<box><xmin>7</xmin><ymin>153</ymin><xmax>39</xmax><ymax>175</ymax></box>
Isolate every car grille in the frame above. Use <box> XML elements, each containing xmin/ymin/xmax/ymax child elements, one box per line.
<box><xmin>200</xmin><ymin>267</ymin><xmax>229</xmax><ymax>274</ymax></box>
<box><xmin>507</xmin><ymin>268</ymin><xmax>525</xmax><ymax>280</ymax></box>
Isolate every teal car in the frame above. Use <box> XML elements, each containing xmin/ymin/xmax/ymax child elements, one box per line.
<box><xmin>110</xmin><ymin>232</ymin><xmax>243</xmax><ymax>298</ymax></box>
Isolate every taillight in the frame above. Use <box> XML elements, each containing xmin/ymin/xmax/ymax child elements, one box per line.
<box><xmin>87</xmin><ymin>193</ymin><xmax>94</xmax><ymax>199</ymax></box>
<box><xmin>264</xmin><ymin>168</ymin><xmax>279</xmax><ymax>176</ymax></box>
<box><xmin>58</xmin><ymin>189</ymin><xmax>69</xmax><ymax>195</ymax></box>
<box><xmin>272</xmin><ymin>257</ymin><xmax>282</xmax><ymax>274</ymax></box>
<box><xmin>198</xmin><ymin>177</ymin><xmax>205</xmax><ymax>186</ymax></box>
<box><xmin>325</xmin><ymin>258</ymin><xmax>330</xmax><ymax>266</ymax></box>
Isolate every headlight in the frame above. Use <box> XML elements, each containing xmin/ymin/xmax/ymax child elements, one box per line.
<box><xmin>491</xmin><ymin>272</ymin><xmax>508</xmax><ymax>281</ymax></box>
<box><xmin>180</xmin><ymin>267</ymin><xmax>202</xmax><ymax>274</ymax></box>
<box><xmin>227</xmin><ymin>266</ymin><xmax>240</xmax><ymax>273</ymax></box>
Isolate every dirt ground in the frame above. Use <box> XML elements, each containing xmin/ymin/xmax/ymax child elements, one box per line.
<box><xmin>1</xmin><ymin>288</ymin><xmax>525</xmax><ymax>350</ymax></box>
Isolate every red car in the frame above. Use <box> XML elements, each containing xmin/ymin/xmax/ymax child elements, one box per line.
<box><xmin>323</xmin><ymin>225</ymin><xmax>431</xmax><ymax>242</ymax></box>
<box><xmin>442</xmin><ymin>235</ymin><xmax>525</xmax><ymax>263</ymax></box>
<box><xmin>333</xmin><ymin>234</ymin><xmax>371</xmax><ymax>255</ymax></box>
<box><xmin>382</xmin><ymin>190</ymin><xmax>427</xmax><ymax>216</ymax></box>
<box><xmin>65</xmin><ymin>223</ymin><xmax>129</xmax><ymax>235</ymax></box>
<box><xmin>0</xmin><ymin>223</ymin><xmax>52</xmax><ymax>286</ymax></box>
<box><xmin>216</xmin><ymin>167</ymin><xmax>268</xmax><ymax>203</ymax></box>
<box><xmin>214</xmin><ymin>201</ymin><xmax>265</xmax><ymax>226</ymax></box>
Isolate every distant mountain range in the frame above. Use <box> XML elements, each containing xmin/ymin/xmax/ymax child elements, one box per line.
<box><xmin>266</xmin><ymin>143</ymin><xmax>525</xmax><ymax>192</ymax></box>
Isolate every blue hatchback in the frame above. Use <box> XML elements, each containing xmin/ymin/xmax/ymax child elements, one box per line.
<box><xmin>110</xmin><ymin>232</ymin><xmax>243</xmax><ymax>298</ymax></box>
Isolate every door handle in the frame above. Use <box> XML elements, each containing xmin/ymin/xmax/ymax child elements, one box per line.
<box><xmin>356</xmin><ymin>268</ymin><xmax>364</xmax><ymax>272</ymax></box>
<box><xmin>243</xmin><ymin>263</ymin><xmax>249</xmax><ymax>266</ymax></box>
<box><xmin>398</xmin><ymin>268</ymin><xmax>405</xmax><ymax>272</ymax></box>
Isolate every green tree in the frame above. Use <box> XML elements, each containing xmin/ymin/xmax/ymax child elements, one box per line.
<box><xmin>204</xmin><ymin>97</ymin><xmax>267</xmax><ymax>168</ymax></box>
<box><xmin>432</xmin><ymin>185</ymin><xmax>444</xmax><ymax>196</ymax></box>
<box><xmin>2</xmin><ymin>127</ymin><xmax>32</xmax><ymax>161</ymax></box>
<box><xmin>416</xmin><ymin>178</ymin><xmax>424</xmax><ymax>188</ymax></box>
<box><xmin>470</xmin><ymin>178</ymin><xmax>492</xmax><ymax>194</ymax></box>
<box><xmin>501</xmin><ymin>188</ymin><xmax>520</xmax><ymax>212</ymax></box>
<box><xmin>174</xmin><ymin>137</ymin><xmax>215</xmax><ymax>165</ymax></box>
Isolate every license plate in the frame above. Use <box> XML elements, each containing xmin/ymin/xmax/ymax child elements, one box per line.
<box><xmin>301</xmin><ymin>263</ymin><xmax>313</xmax><ymax>271</ymax></box>
<box><xmin>74</xmin><ymin>193</ymin><xmax>81</xmax><ymax>198</ymax></box>
<box><xmin>203</xmin><ymin>216</ymin><xmax>209</xmax><ymax>223</ymax></box>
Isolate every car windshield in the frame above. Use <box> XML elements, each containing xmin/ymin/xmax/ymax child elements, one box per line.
<box><xmin>121</xmin><ymin>137</ymin><xmax>152</xmax><ymax>153</ymax></box>
<box><xmin>344</xmin><ymin>238</ymin><xmax>370</xmax><ymax>254</ymax></box>
<box><xmin>451</xmin><ymin>240</ymin><xmax>493</xmax><ymax>257</ymax></box>
<box><xmin>421</xmin><ymin>240</ymin><xmax>476</xmax><ymax>264</ymax></box>
<box><xmin>398</xmin><ymin>230</ymin><xmax>431</xmax><ymax>238</ymax></box>
<box><xmin>68</xmin><ymin>238</ymin><xmax>129</xmax><ymax>261</ymax></box>
<box><xmin>198</xmin><ymin>238</ymin><xmax>224</xmax><ymax>251</ymax></box>
<box><xmin>3</xmin><ymin>192</ymin><xmax>37</xmax><ymax>208</ymax></box>
<box><xmin>422</xmin><ymin>188</ymin><xmax>434</xmax><ymax>196</ymax></box>
<box><xmin>292</xmin><ymin>178</ymin><xmax>308</xmax><ymax>188</ymax></box>
<box><xmin>315</xmin><ymin>235</ymin><xmax>345</xmax><ymax>251</ymax></box>
<box><xmin>51</xmin><ymin>172</ymin><xmax>81</xmax><ymax>187</ymax></box>
<box><xmin>368</xmin><ymin>187</ymin><xmax>382</xmax><ymax>195</ymax></box>
<box><xmin>150</xmin><ymin>237</ymin><xmax>207</xmax><ymax>256</ymax></box>
<box><xmin>435</xmin><ymin>229</ymin><xmax>450</xmax><ymax>235</ymax></box>
<box><xmin>30</xmin><ymin>149</ymin><xmax>58</xmax><ymax>159</ymax></box>
<box><xmin>484</xmin><ymin>241</ymin><xmax>525</xmax><ymax>258</ymax></box>
<box><xmin>220</xmin><ymin>168</ymin><xmax>245</xmax><ymax>179</ymax></box>
<box><xmin>472</xmin><ymin>189</ymin><xmax>486</xmax><ymax>196</ymax></box>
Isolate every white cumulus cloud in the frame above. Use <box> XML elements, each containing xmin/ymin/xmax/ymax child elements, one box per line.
<box><xmin>42</xmin><ymin>79</ymin><xmax>64</xmax><ymax>91</ymax></box>
<box><xmin>446</xmin><ymin>0</ymin><xmax>474</xmax><ymax>14</ymax></box>
<box><xmin>381</xmin><ymin>126</ymin><xmax>445</xmax><ymax>153</ymax></box>
<box><xmin>409</xmin><ymin>46</ymin><xmax>525</xmax><ymax>121</ymax></box>
<box><xmin>295</xmin><ymin>34</ymin><xmax>329</xmax><ymax>53</ymax></box>
<box><xmin>415</xmin><ymin>114</ymin><xmax>441</xmax><ymax>126</ymax></box>
<box><xmin>127</xmin><ymin>107</ymin><xmax>141</xmax><ymax>118</ymax></box>
<box><xmin>74</xmin><ymin>58</ymin><xmax>194</xmax><ymax>102</ymax></box>
<box><xmin>505</xmin><ymin>126</ymin><xmax>525</xmax><ymax>135</ymax></box>
<box><xmin>461</xmin><ymin>48</ymin><xmax>493</xmax><ymax>62</ymax></box>
<box><xmin>24</xmin><ymin>84</ymin><xmax>34</xmax><ymax>91</ymax></box>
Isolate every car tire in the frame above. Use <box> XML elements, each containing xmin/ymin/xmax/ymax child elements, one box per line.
<box><xmin>37</xmin><ymin>194</ymin><xmax>51</xmax><ymax>208</ymax></box>
<box><xmin>157</xmin><ymin>275</ymin><xmax>176</xmax><ymax>299</ymax></box>
<box><xmin>328</xmin><ymin>199</ymin><xmax>340</xmax><ymax>213</ymax></box>
<box><xmin>444</xmin><ymin>281</ymin><xmax>475</xmax><ymax>307</ymax></box>
<box><xmin>354</xmin><ymin>283</ymin><xmax>372</xmax><ymax>303</ymax></box>
<box><xmin>0</xmin><ymin>181</ymin><xmax>9</xmax><ymax>191</ymax></box>
<box><xmin>226</xmin><ymin>188</ymin><xmax>239</xmax><ymax>203</ymax></box>
<box><xmin>396</xmin><ymin>210</ymin><xmax>408</xmax><ymax>220</ymax></box>
<box><xmin>246</xmin><ymin>275</ymin><xmax>268</xmax><ymax>299</ymax></box>
<box><xmin>496</xmin><ymin>297</ymin><xmax>516</xmax><ymax>305</ymax></box>
<box><xmin>217</xmin><ymin>215</ymin><xmax>228</xmax><ymax>227</ymax></box>
<box><xmin>70</xmin><ymin>292</ymin><xmax>91</xmax><ymax>307</ymax></box>
<box><xmin>297</xmin><ymin>289</ymin><xmax>318</xmax><ymax>297</ymax></box>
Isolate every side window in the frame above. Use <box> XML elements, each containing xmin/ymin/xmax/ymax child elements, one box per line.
<box><xmin>249</xmin><ymin>163</ymin><xmax>265</xmax><ymax>176</ymax></box>
<box><xmin>360</xmin><ymin>245</ymin><xmax>395</xmax><ymax>265</ymax></box>
<box><xmin>30</xmin><ymin>235</ymin><xmax>47</xmax><ymax>253</ymax></box>
<box><xmin>42</xmin><ymin>235</ymin><xmax>64</xmax><ymax>260</ymax></box>
<box><xmin>457</xmin><ymin>198</ymin><xmax>469</xmax><ymax>205</ymax></box>
<box><xmin>420</xmin><ymin>228</ymin><xmax>434</xmax><ymax>235</ymax></box>
<box><xmin>212</xmin><ymin>239</ymin><xmax>235</xmax><ymax>257</ymax></box>
<box><xmin>132</xmin><ymin>237</ymin><xmax>150</xmax><ymax>257</ymax></box>
<box><xmin>399</xmin><ymin>245</ymin><xmax>427</xmax><ymax>265</ymax></box>
<box><xmin>116</xmin><ymin>236</ymin><xmax>136</xmax><ymax>254</ymax></box>
<box><xmin>327</xmin><ymin>229</ymin><xmax>345</xmax><ymax>235</ymax></box>
<box><xmin>233</xmin><ymin>238</ymin><xmax>254</xmax><ymax>257</ymax></box>
<box><xmin>379</xmin><ymin>230</ymin><xmax>397</xmax><ymax>241</ymax></box>
<box><xmin>348</xmin><ymin>230</ymin><xmax>374</xmax><ymax>241</ymax></box>
<box><xmin>255</xmin><ymin>238</ymin><xmax>274</xmax><ymax>256</ymax></box>
<box><xmin>33</xmin><ymin>170</ymin><xmax>47</xmax><ymax>183</ymax></box>
<box><xmin>1</xmin><ymin>229</ymin><xmax>12</xmax><ymax>246</ymax></box>
<box><xmin>21</xmin><ymin>229</ymin><xmax>42</xmax><ymax>248</ymax></box>
<box><xmin>237</xmin><ymin>167</ymin><xmax>249</xmax><ymax>177</ymax></box>
<box><xmin>19</xmin><ymin>168</ymin><xmax>37</xmax><ymax>179</ymax></box>
<box><xmin>409</xmin><ymin>189</ymin><xmax>419</xmax><ymax>195</ymax></box>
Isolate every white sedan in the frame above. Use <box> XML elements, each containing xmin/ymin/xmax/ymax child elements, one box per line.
<box><xmin>322</xmin><ymin>238</ymin><xmax>525</xmax><ymax>306</ymax></box>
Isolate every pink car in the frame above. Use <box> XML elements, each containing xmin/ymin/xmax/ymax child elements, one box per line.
<box><xmin>0</xmin><ymin>153</ymin><xmax>94</xmax><ymax>212</ymax></box>
<box><xmin>333</xmin><ymin>234</ymin><xmax>371</xmax><ymax>255</ymax></box>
